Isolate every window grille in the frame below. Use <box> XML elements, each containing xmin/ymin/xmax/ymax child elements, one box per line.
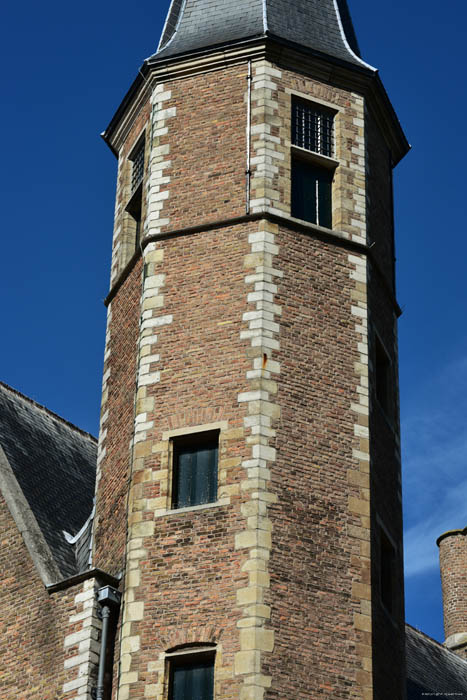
<box><xmin>131</xmin><ymin>145</ymin><xmax>145</xmax><ymax>192</ymax></box>
<box><xmin>292</xmin><ymin>99</ymin><xmax>334</xmax><ymax>157</ymax></box>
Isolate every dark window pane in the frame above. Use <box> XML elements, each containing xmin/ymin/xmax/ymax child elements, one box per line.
<box><xmin>172</xmin><ymin>433</ymin><xmax>218</xmax><ymax>508</ymax></box>
<box><xmin>171</xmin><ymin>658</ymin><xmax>214</xmax><ymax>700</ymax></box>
<box><xmin>317</xmin><ymin>173</ymin><xmax>332</xmax><ymax>229</ymax></box>
<box><xmin>291</xmin><ymin>159</ymin><xmax>332</xmax><ymax>228</ymax></box>
<box><xmin>291</xmin><ymin>159</ymin><xmax>317</xmax><ymax>223</ymax></box>
<box><xmin>125</xmin><ymin>183</ymin><xmax>143</xmax><ymax>249</ymax></box>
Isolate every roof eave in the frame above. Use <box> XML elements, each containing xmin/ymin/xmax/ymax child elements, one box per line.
<box><xmin>102</xmin><ymin>34</ymin><xmax>409</xmax><ymax>168</ymax></box>
<box><xmin>102</xmin><ymin>36</ymin><xmax>270</xmax><ymax>153</ymax></box>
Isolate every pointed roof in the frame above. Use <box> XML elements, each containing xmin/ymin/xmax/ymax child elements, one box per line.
<box><xmin>153</xmin><ymin>0</ymin><xmax>372</xmax><ymax>70</ymax></box>
<box><xmin>0</xmin><ymin>382</ymin><xmax>96</xmax><ymax>581</ymax></box>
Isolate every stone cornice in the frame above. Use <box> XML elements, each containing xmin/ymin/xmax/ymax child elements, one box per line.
<box><xmin>104</xmin><ymin>212</ymin><xmax>402</xmax><ymax>317</ymax></box>
<box><xmin>102</xmin><ymin>36</ymin><xmax>409</xmax><ymax>166</ymax></box>
<box><xmin>46</xmin><ymin>567</ymin><xmax>121</xmax><ymax>594</ymax></box>
<box><xmin>437</xmin><ymin>527</ymin><xmax>467</xmax><ymax>547</ymax></box>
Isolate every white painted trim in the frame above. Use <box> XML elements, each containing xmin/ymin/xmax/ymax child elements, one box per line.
<box><xmin>165</xmin><ymin>646</ymin><xmax>216</xmax><ymax>657</ymax></box>
<box><xmin>332</xmin><ymin>0</ymin><xmax>376</xmax><ymax>72</ymax></box>
<box><xmin>155</xmin><ymin>500</ymin><xmax>230</xmax><ymax>518</ymax></box>
<box><xmin>157</xmin><ymin>0</ymin><xmax>177</xmax><ymax>52</ymax></box>
<box><xmin>262</xmin><ymin>0</ymin><xmax>268</xmax><ymax>32</ymax></box>
<box><xmin>157</xmin><ymin>0</ymin><xmax>188</xmax><ymax>53</ymax></box>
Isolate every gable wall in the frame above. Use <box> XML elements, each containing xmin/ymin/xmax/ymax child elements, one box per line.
<box><xmin>0</xmin><ymin>493</ymin><xmax>101</xmax><ymax>700</ymax></box>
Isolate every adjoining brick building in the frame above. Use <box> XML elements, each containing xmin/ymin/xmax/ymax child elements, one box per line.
<box><xmin>1</xmin><ymin>1</ymin><xmax>466</xmax><ymax>699</ymax></box>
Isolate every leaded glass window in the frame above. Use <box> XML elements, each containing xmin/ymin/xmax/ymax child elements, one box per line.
<box><xmin>172</xmin><ymin>431</ymin><xmax>218</xmax><ymax>509</ymax></box>
<box><xmin>292</xmin><ymin>98</ymin><xmax>334</xmax><ymax>157</ymax></box>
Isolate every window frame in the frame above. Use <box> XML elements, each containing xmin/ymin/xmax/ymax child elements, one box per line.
<box><xmin>292</xmin><ymin>96</ymin><xmax>335</xmax><ymax>157</ymax></box>
<box><xmin>290</xmin><ymin>96</ymin><xmax>339</xmax><ymax>230</ymax></box>
<box><xmin>170</xmin><ymin>430</ymin><xmax>220</xmax><ymax>510</ymax></box>
<box><xmin>166</xmin><ymin>646</ymin><xmax>216</xmax><ymax>700</ymax></box>
<box><xmin>124</xmin><ymin>132</ymin><xmax>147</xmax><ymax>252</ymax></box>
<box><xmin>129</xmin><ymin>140</ymin><xmax>145</xmax><ymax>194</ymax></box>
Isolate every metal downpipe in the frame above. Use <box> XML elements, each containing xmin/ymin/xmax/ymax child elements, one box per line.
<box><xmin>246</xmin><ymin>59</ymin><xmax>252</xmax><ymax>214</ymax></box>
<box><xmin>96</xmin><ymin>605</ymin><xmax>111</xmax><ymax>700</ymax></box>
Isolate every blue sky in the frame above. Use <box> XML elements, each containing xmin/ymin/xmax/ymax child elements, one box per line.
<box><xmin>1</xmin><ymin>0</ymin><xmax>466</xmax><ymax>643</ymax></box>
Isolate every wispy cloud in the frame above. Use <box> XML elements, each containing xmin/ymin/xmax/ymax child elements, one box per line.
<box><xmin>402</xmin><ymin>355</ymin><xmax>467</xmax><ymax>577</ymax></box>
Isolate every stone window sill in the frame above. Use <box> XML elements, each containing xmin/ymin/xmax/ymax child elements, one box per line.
<box><xmin>154</xmin><ymin>498</ymin><xmax>230</xmax><ymax>518</ymax></box>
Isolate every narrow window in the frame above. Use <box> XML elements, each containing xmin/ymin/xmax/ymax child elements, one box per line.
<box><xmin>130</xmin><ymin>143</ymin><xmax>145</xmax><ymax>193</ymax></box>
<box><xmin>169</xmin><ymin>651</ymin><xmax>214</xmax><ymax>700</ymax></box>
<box><xmin>172</xmin><ymin>431</ymin><xmax>219</xmax><ymax>509</ymax></box>
<box><xmin>126</xmin><ymin>140</ymin><xmax>145</xmax><ymax>247</ymax></box>
<box><xmin>291</xmin><ymin>98</ymin><xmax>336</xmax><ymax>228</ymax></box>
<box><xmin>375</xmin><ymin>335</ymin><xmax>392</xmax><ymax>417</ymax></box>
<box><xmin>380</xmin><ymin>528</ymin><xmax>396</xmax><ymax>615</ymax></box>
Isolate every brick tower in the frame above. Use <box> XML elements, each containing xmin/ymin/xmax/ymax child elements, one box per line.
<box><xmin>94</xmin><ymin>1</ymin><xmax>409</xmax><ymax>698</ymax></box>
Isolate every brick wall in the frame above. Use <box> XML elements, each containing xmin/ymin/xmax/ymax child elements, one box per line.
<box><xmin>158</xmin><ymin>67</ymin><xmax>247</xmax><ymax>231</ymax></box>
<box><xmin>438</xmin><ymin>530</ymin><xmax>467</xmax><ymax>658</ymax></box>
<box><xmin>93</xmin><ymin>259</ymin><xmax>143</xmax><ymax>576</ymax></box>
<box><xmin>0</xmin><ymin>493</ymin><xmax>101</xmax><ymax>700</ymax></box>
<box><xmin>97</xmin><ymin>50</ymin><xmax>405</xmax><ymax>700</ymax></box>
<box><xmin>263</xmin><ymin>227</ymin><xmax>369</xmax><ymax>699</ymax></box>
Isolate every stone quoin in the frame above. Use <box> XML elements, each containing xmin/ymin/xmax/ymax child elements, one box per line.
<box><xmin>3</xmin><ymin>1</ymin><xmax>467</xmax><ymax>699</ymax></box>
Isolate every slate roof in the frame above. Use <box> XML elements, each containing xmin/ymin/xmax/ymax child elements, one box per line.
<box><xmin>406</xmin><ymin>624</ymin><xmax>467</xmax><ymax>699</ymax></box>
<box><xmin>0</xmin><ymin>382</ymin><xmax>97</xmax><ymax>579</ymax></box>
<box><xmin>153</xmin><ymin>0</ymin><xmax>371</xmax><ymax>69</ymax></box>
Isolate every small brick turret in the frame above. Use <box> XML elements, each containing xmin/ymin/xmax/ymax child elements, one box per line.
<box><xmin>437</xmin><ymin>528</ymin><xmax>467</xmax><ymax>657</ymax></box>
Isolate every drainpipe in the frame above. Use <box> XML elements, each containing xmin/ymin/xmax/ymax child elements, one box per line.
<box><xmin>96</xmin><ymin>585</ymin><xmax>122</xmax><ymax>700</ymax></box>
<box><xmin>246</xmin><ymin>60</ymin><xmax>252</xmax><ymax>214</ymax></box>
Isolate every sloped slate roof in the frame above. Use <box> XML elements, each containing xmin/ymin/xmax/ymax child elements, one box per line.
<box><xmin>406</xmin><ymin>624</ymin><xmax>467</xmax><ymax>699</ymax></box>
<box><xmin>153</xmin><ymin>0</ymin><xmax>371</xmax><ymax>69</ymax></box>
<box><xmin>0</xmin><ymin>382</ymin><xmax>96</xmax><ymax>579</ymax></box>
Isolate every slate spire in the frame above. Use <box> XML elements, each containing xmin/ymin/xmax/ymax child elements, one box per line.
<box><xmin>153</xmin><ymin>0</ymin><xmax>372</xmax><ymax>69</ymax></box>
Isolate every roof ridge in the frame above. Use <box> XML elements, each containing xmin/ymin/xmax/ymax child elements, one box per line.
<box><xmin>406</xmin><ymin>623</ymin><xmax>467</xmax><ymax>664</ymax></box>
<box><xmin>0</xmin><ymin>381</ymin><xmax>98</xmax><ymax>444</ymax></box>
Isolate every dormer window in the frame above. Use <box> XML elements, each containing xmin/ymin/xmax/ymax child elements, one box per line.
<box><xmin>291</xmin><ymin>97</ymin><xmax>337</xmax><ymax>229</ymax></box>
